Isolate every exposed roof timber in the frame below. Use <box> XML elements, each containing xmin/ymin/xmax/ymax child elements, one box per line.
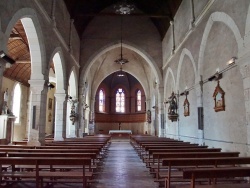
<box><xmin>77</xmin><ymin>12</ymin><xmax>172</xmax><ymax>19</ymax></box>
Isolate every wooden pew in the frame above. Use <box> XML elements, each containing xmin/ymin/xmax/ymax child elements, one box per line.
<box><xmin>181</xmin><ymin>167</ymin><xmax>250</xmax><ymax>188</ymax></box>
<box><xmin>0</xmin><ymin>145</ymin><xmax>35</xmax><ymax>149</ymax></box>
<box><xmin>161</xmin><ymin>157</ymin><xmax>250</xmax><ymax>188</ymax></box>
<box><xmin>145</xmin><ymin>148</ymin><xmax>222</xmax><ymax>162</ymax></box>
<box><xmin>151</xmin><ymin>151</ymin><xmax>240</xmax><ymax>180</ymax></box>
<box><xmin>0</xmin><ymin>157</ymin><xmax>91</xmax><ymax>188</ymax></box>
<box><xmin>141</xmin><ymin>145</ymin><xmax>208</xmax><ymax>159</ymax></box>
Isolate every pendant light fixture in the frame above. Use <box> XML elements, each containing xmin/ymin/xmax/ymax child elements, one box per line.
<box><xmin>114</xmin><ymin>1</ymin><xmax>135</xmax><ymax>76</ymax></box>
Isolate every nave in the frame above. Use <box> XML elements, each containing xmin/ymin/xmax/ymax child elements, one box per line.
<box><xmin>91</xmin><ymin>140</ymin><xmax>158</xmax><ymax>188</ymax></box>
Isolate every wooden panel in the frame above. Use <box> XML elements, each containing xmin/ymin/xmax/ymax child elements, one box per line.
<box><xmin>95</xmin><ymin>113</ymin><xmax>146</xmax><ymax>123</ymax></box>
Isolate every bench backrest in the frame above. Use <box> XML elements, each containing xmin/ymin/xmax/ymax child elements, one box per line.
<box><xmin>148</xmin><ymin>148</ymin><xmax>221</xmax><ymax>154</ymax></box>
<box><xmin>153</xmin><ymin>152</ymin><xmax>240</xmax><ymax>159</ymax></box>
<box><xmin>162</xmin><ymin>157</ymin><xmax>250</xmax><ymax>167</ymax></box>
<box><xmin>183</xmin><ymin>167</ymin><xmax>250</xmax><ymax>179</ymax></box>
<box><xmin>0</xmin><ymin>157</ymin><xmax>92</xmax><ymax>166</ymax></box>
<box><xmin>8</xmin><ymin>152</ymin><xmax>97</xmax><ymax>159</ymax></box>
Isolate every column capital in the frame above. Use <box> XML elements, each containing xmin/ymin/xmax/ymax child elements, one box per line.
<box><xmin>28</xmin><ymin>79</ymin><xmax>45</xmax><ymax>94</ymax></box>
<box><xmin>54</xmin><ymin>93</ymin><xmax>66</xmax><ymax>101</ymax></box>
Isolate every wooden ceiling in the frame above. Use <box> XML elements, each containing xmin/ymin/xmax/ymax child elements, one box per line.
<box><xmin>4</xmin><ymin>20</ymin><xmax>31</xmax><ymax>86</ymax></box>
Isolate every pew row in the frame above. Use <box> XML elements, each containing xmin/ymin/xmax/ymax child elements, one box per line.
<box><xmin>0</xmin><ymin>157</ymin><xmax>92</xmax><ymax>188</ymax></box>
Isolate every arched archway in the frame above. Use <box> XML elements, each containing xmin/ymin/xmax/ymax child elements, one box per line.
<box><xmin>5</xmin><ymin>8</ymin><xmax>46</xmax><ymax>145</ymax></box>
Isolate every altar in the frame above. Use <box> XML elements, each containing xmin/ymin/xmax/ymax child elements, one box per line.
<box><xmin>108</xmin><ymin>130</ymin><xmax>132</xmax><ymax>139</ymax></box>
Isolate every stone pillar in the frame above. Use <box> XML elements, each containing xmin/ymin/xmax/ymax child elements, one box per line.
<box><xmin>54</xmin><ymin>93</ymin><xmax>66</xmax><ymax>141</ymax></box>
<box><xmin>196</xmin><ymin>77</ymin><xmax>204</xmax><ymax>145</ymax></box>
<box><xmin>27</xmin><ymin>79</ymin><xmax>46</xmax><ymax>146</ymax></box>
<box><xmin>0</xmin><ymin>59</ymin><xmax>6</xmax><ymax>112</ymax></box>
<box><xmin>146</xmin><ymin>99</ymin><xmax>152</xmax><ymax>135</ymax></box>
<box><xmin>238</xmin><ymin>54</ymin><xmax>250</xmax><ymax>154</ymax></box>
<box><xmin>158</xmin><ymin>87</ymin><xmax>165</xmax><ymax>137</ymax></box>
<box><xmin>239</xmin><ymin>28</ymin><xmax>250</xmax><ymax>154</ymax></box>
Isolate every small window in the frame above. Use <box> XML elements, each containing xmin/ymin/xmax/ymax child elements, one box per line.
<box><xmin>99</xmin><ymin>89</ymin><xmax>105</xmax><ymax>112</ymax></box>
<box><xmin>13</xmin><ymin>83</ymin><xmax>21</xmax><ymax>124</ymax></box>
<box><xmin>116</xmin><ymin>88</ymin><xmax>125</xmax><ymax>113</ymax></box>
<box><xmin>137</xmin><ymin>90</ymin><xmax>141</xmax><ymax>111</ymax></box>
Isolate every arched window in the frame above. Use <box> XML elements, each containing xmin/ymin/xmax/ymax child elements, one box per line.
<box><xmin>137</xmin><ymin>90</ymin><xmax>141</xmax><ymax>111</ymax></box>
<box><xmin>116</xmin><ymin>88</ymin><xmax>125</xmax><ymax>113</ymax></box>
<box><xmin>99</xmin><ymin>89</ymin><xmax>105</xmax><ymax>112</ymax></box>
<box><xmin>13</xmin><ymin>83</ymin><xmax>21</xmax><ymax>124</ymax></box>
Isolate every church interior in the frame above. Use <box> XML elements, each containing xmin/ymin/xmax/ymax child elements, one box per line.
<box><xmin>0</xmin><ymin>0</ymin><xmax>250</xmax><ymax>187</ymax></box>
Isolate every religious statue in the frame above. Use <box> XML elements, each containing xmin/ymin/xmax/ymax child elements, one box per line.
<box><xmin>147</xmin><ymin>110</ymin><xmax>151</xmax><ymax>123</ymax></box>
<box><xmin>166</xmin><ymin>92</ymin><xmax>178</xmax><ymax>122</ymax></box>
<box><xmin>168</xmin><ymin>92</ymin><xmax>177</xmax><ymax>115</ymax></box>
<box><xmin>4</xmin><ymin>88</ymin><xmax>8</xmax><ymax>102</ymax></box>
<box><xmin>2</xmin><ymin>88</ymin><xmax>9</xmax><ymax>115</ymax></box>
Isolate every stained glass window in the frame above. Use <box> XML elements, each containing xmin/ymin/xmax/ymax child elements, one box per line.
<box><xmin>137</xmin><ymin>90</ymin><xmax>141</xmax><ymax>111</ymax></box>
<box><xmin>116</xmin><ymin>88</ymin><xmax>125</xmax><ymax>113</ymax></box>
<box><xmin>99</xmin><ymin>89</ymin><xmax>105</xmax><ymax>112</ymax></box>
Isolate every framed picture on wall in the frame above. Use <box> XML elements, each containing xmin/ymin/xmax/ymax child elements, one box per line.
<box><xmin>48</xmin><ymin>98</ymin><xmax>53</xmax><ymax>110</ymax></box>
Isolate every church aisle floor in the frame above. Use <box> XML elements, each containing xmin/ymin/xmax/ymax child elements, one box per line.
<box><xmin>90</xmin><ymin>140</ymin><xmax>159</xmax><ymax>188</ymax></box>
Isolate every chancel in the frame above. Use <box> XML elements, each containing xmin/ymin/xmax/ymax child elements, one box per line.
<box><xmin>0</xmin><ymin>0</ymin><xmax>250</xmax><ymax>187</ymax></box>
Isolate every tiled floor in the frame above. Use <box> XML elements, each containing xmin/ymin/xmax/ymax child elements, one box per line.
<box><xmin>91</xmin><ymin>140</ymin><xmax>159</xmax><ymax>188</ymax></box>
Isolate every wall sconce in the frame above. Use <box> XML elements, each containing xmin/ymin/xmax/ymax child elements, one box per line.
<box><xmin>0</xmin><ymin>50</ymin><xmax>15</xmax><ymax>66</ymax></box>
<box><xmin>227</xmin><ymin>57</ymin><xmax>237</xmax><ymax>66</ymax></box>
<box><xmin>83</xmin><ymin>103</ymin><xmax>89</xmax><ymax>110</ymax></box>
<box><xmin>208</xmin><ymin>72</ymin><xmax>222</xmax><ymax>81</ymax></box>
<box><xmin>67</xmin><ymin>96</ymin><xmax>78</xmax><ymax>125</ymax></box>
<box><xmin>180</xmin><ymin>90</ymin><xmax>189</xmax><ymax>96</ymax></box>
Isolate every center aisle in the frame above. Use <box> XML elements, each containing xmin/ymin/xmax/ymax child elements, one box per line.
<box><xmin>91</xmin><ymin>140</ymin><xmax>158</xmax><ymax>188</ymax></box>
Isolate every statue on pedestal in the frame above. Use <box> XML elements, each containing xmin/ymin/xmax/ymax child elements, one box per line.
<box><xmin>2</xmin><ymin>89</ymin><xmax>8</xmax><ymax>115</ymax></box>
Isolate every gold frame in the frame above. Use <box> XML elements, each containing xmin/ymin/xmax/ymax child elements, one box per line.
<box><xmin>183</xmin><ymin>96</ymin><xmax>190</xmax><ymax>117</ymax></box>
<box><xmin>213</xmin><ymin>81</ymin><xmax>225</xmax><ymax>112</ymax></box>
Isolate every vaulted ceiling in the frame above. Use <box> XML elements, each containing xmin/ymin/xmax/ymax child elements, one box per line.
<box><xmin>64</xmin><ymin>0</ymin><xmax>182</xmax><ymax>39</ymax></box>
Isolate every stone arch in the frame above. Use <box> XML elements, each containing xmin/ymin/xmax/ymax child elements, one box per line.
<box><xmin>164</xmin><ymin>67</ymin><xmax>176</xmax><ymax>97</ymax></box>
<box><xmin>68</xmin><ymin>67</ymin><xmax>78</xmax><ymax>98</ymax></box>
<box><xmin>198</xmin><ymin>12</ymin><xmax>243</xmax><ymax>76</ymax></box>
<box><xmin>50</xmin><ymin>48</ymin><xmax>66</xmax><ymax>94</ymax></box>
<box><xmin>80</xmin><ymin>42</ymin><xmax>163</xmax><ymax>90</ymax></box>
<box><xmin>176</xmin><ymin>48</ymin><xmax>197</xmax><ymax>91</ymax></box>
<box><xmin>5</xmin><ymin>8</ymin><xmax>45</xmax><ymax>79</ymax></box>
<box><xmin>245</xmin><ymin>3</ymin><xmax>250</xmax><ymax>35</ymax></box>
<box><xmin>92</xmin><ymin>70</ymin><xmax>148</xmax><ymax>101</ymax></box>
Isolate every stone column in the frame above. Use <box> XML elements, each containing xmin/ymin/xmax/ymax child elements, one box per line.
<box><xmin>54</xmin><ymin>93</ymin><xmax>66</xmax><ymax>141</ymax></box>
<box><xmin>239</xmin><ymin>29</ymin><xmax>250</xmax><ymax>154</ymax></box>
<box><xmin>238</xmin><ymin>54</ymin><xmax>250</xmax><ymax>154</ymax></box>
<box><xmin>27</xmin><ymin>79</ymin><xmax>46</xmax><ymax>146</ymax></box>
<box><xmin>0</xmin><ymin>59</ymin><xmax>6</xmax><ymax>112</ymax></box>
<box><xmin>158</xmin><ymin>87</ymin><xmax>165</xmax><ymax>137</ymax></box>
<box><xmin>196</xmin><ymin>76</ymin><xmax>204</xmax><ymax>145</ymax></box>
<box><xmin>145</xmin><ymin>99</ymin><xmax>151</xmax><ymax>135</ymax></box>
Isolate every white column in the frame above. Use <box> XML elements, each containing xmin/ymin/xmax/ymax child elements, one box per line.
<box><xmin>27</xmin><ymin>79</ymin><xmax>46</xmax><ymax>146</ymax></box>
<box><xmin>196</xmin><ymin>77</ymin><xmax>204</xmax><ymax>145</ymax></box>
<box><xmin>54</xmin><ymin>93</ymin><xmax>66</xmax><ymax>140</ymax></box>
<box><xmin>145</xmin><ymin>99</ymin><xmax>152</xmax><ymax>135</ymax></box>
<box><xmin>158</xmin><ymin>87</ymin><xmax>165</xmax><ymax>137</ymax></box>
<box><xmin>238</xmin><ymin>48</ymin><xmax>250</xmax><ymax>154</ymax></box>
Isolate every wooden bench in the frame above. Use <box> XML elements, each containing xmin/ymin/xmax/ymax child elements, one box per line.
<box><xmin>0</xmin><ymin>157</ymin><xmax>92</xmax><ymax>188</ymax></box>
<box><xmin>181</xmin><ymin>167</ymin><xmax>250</xmax><ymax>188</ymax></box>
<box><xmin>141</xmin><ymin>145</ymin><xmax>208</xmax><ymax>159</ymax></box>
<box><xmin>150</xmin><ymin>152</ymin><xmax>240</xmax><ymax>180</ymax></box>
<box><xmin>161</xmin><ymin>157</ymin><xmax>250</xmax><ymax>188</ymax></box>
